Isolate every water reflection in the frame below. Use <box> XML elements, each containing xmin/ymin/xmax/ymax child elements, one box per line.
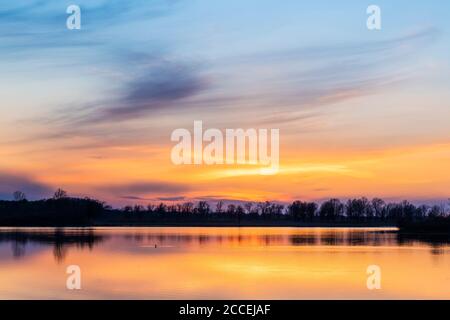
<box><xmin>0</xmin><ymin>227</ymin><xmax>449</xmax><ymax>299</ymax></box>
<box><xmin>0</xmin><ymin>227</ymin><xmax>448</xmax><ymax>262</ymax></box>
<box><xmin>0</xmin><ymin>228</ymin><xmax>105</xmax><ymax>262</ymax></box>
<box><xmin>396</xmin><ymin>232</ymin><xmax>450</xmax><ymax>246</ymax></box>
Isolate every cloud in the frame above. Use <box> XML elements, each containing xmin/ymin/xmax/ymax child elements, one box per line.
<box><xmin>236</xmin><ymin>27</ymin><xmax>440</xmax><ymax>64</ymax></box>
<box><xmin>157</xmin><ymin>196</ymin><xmax>186</xmax><ymax>201</ymax></box>
<box><xmin>33</xmin><ymin>53</ymin><xmax>209</xmax><ymax>131</ymax></box>
<box><xmin>220</xmin><ymin>27</ymin><xmax>441</xmax><ymax>124</ymax></box>
<box><xmin>83</xmin><ymin>28</ymin><xmax>440</xmax><ymax>127</ymax></box>
<box><xmin>100</xmin><ymin>181</ymin><xmax>189</xmax><ymax>197</ymax></box>
<box><xmin>0</xmin><ymin>0</ymin><xmax>178</xmax><ymax>54</ymax></box>
<box><xmin>120</xmin><ymin>195</ymin><xmax>186</xmax><ymax>201</ymax></box>
<box><xmin>0</xmin><ymin>172</ymin><xmax>53</xmax><ymax>199</ymax></box>
<box><xmin>14</xmin><ymin>24</ymin><xmax>442</xmax><ymax>151</ymax></box>
<box><xmin>92</xmin><ymin>62</ymin><xmax>208</xmax><ymax>122</ymax></box>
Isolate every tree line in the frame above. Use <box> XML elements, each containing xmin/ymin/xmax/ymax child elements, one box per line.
<box><xmin>1</xmin><ymin>189</ymin><xmax>449</xmax><ymax>227</ymax></box>
<box><xmin>118</xmin><ymin>198</ymin><xmax>448</xmax><ymax>222</ymax></box>
<box><xmin>0</xmin><ymin>189</ymin><xmax>104</xmax><ymax>226</ymax></box>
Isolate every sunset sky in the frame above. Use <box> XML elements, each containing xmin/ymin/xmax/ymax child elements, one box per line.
<box><xmin>1</xmin><ymin>0</ymin><xmax>449</xmax><ymax>206</ymax></box>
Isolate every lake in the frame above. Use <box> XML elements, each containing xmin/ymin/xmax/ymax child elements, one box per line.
<box><xmin>0</xmin><ymin>227</ymin><xmax>449</xmax><ymax>299</ymax></box>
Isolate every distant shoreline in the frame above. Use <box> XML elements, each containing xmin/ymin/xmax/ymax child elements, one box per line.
<box><xmin>91</xmin><ymin>221</ymin><xmax>397</xmax><ymax>228</ymax></box>
<box><xmin>0</xmin><ymin>217</ymin><xmax>398</xmax><ymax>228</ymax></box>
<box><xmin>1</xmin><ymin>196</ymin><xmax>449</xmax><ymax>233</ymax></box>
<box><xmin>0</xmin><ymin>221</ymin><xmax>397</xmax><ymax>228</ymax></box>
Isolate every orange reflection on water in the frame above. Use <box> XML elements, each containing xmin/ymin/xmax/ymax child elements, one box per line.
<box><xmin>0</xmin><ymin>227</ymin><xmax>449</xmax><ymax>299</ymax></box>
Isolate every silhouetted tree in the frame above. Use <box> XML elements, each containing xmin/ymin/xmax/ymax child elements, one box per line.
<box><xmin>288</xmin><ymin>201</ymin><xmax>303</xmax><ymax>220</ymax></box>
<box><xmin>236</xmin><ymin>205</ymin><xmax>244</xmax><ymax>223</ymax></box>
<box><xmin>181</xmin><ymin>202</ymin><xmax>193</xmax><ymax>214</ymax></box>
<box><xmin>320</xmin><ymin>199</ymin><xmax>344</xmax><ymax>221</ymax></box>
<box><xmin>288</xmin><ymin>201</ymin><xmax>316</xmax><ymax>221</ymax></box>
<box><xmin>226</xmin><ymin>204</ymin><xmax>236</xmax><ymax>215</ymax></box>
<box><xmin>156</xmin><ymin>203</ymin><xmax>167</xmax><ymax>215</ymax></box>
<box><xmin>244</xmin><ymin>202</ymin><xmax>253</xmax><ymax>215</ymax></box>
<box><xmin>196</xmin><ymin>201</ymin><xmax>210</xmax><ymax>215</ymax></box>
<box><xmin>305</xmin><ymin>202</ymin><xmax>318</xmax><ymax>221</ymax></box>
<box><xmin>123</xmin><ymin>205</ymin><xmax>133</xmax><ymax>213</ymax></box>
<box><xmin>271</xmin><ymin>203</ymin><xmax>284</xmax><ymax>216</ymax></box>
<box><xmin>415</xmin><ymin>205</ymin><xmax>428</xmax><ymax>220</ymax></box>
<box><xmin>429</xmin><ymin>205</ymin><xmax>445</xmax><ymax>218</ymax></box>
<box><xmin>371</xmin><ymin>198</ymin><xmax>385</xmax><ymax>219</ymax></box>
<box><xmin>346</xmin><ymin>198</ymin><xmax>372</xmax><ymax>220</ymax></box>
<box><xmin>13</xmin><ymin>191</ymin><xmax>26</xmax><ymax>201</ymax></box>
<box><xmin>385</xmin><ymin>201</ymin><xmax>416</xmax><ymax>221</ymax></box>
<box><xmin>258</xmin><ymin>201</ymin><xmax>272</xmax><ymax>218</ymax></box>
<box><xmin>167</xmin><ymin>204</ymin><xmax>177</xmax><ymax>214</ymax></box>
<box><xmin>288</xmin><ymin>201</ymin><xmax>319</xmax><ymax>221</ymax></box>
<box><xmin>53</xmin><ymin>188</ymin><xmax>68</xmax><ymax>200</ymax></box>
<box><xmin>401</xmin><ymin>201</ymin><xmax>416</xmax><ymax>221</ymax></box>
<box><xmin>1</xmin><ymin>192</ymin><xmax>448</xmax><ymax>228</ymax></box>
<box><xmin>215</xmin><ymin>201</ymin><xmax>224</xmax><ymax>214</ymax></box>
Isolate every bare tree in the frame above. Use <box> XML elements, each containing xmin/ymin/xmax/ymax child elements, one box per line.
<box><xmin>196</xmin><ymin>201</ymin><xmax>210</xmax><ymax>215</ymax></box>
<box><xmin>181</xmin><ymin>202</ymin><xmax>194</xmax><ymax>214</ymax></box>
<box><xmin>215</xmin><ymin>201</ymin><xmax>224</xmax><ymax>214</ymax></box>
<box><xmin>226</xmin><ymin>204</ymin><xmax>236</xmax><ymax>214</ymax></box>
<box><xmin>371</xmin><ymin>198</ymin><xmax>385</xmax><ymax>219</ymax></box>
<box><xmin>53</xmin><ymin>188</ymin><xmax>68</xmax><ymax>200</ymax></box>
<box><xmin>13</xmin><ymin>191</ymin><xmax>26</xmax><ymax>201</ymax></box>
<box><xmin>244</xmin><ymin>202</ymin><xmax>253</xmax><ymax>214</ymax></box>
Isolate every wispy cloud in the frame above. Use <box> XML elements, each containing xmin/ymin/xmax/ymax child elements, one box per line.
<box><xmin>55</xmin><ymin>28</ymin><xmax>440</xmax><ymax>128</ymax></box>
<box><xmin>157</xmin><ymin>196</ymin><xmax>186</xmax><ymax>201</ymax></box>
<box><xmin>236</xmin><ymin>27</ymin><xmax>440</xmax><ymax>64</ymax></box>
<box><xmin>206</xmin><ymin>164</ymin><xmax>353</xmax><ymax>179</ymax></box>
<box><xmin>220</xmin><ymin>27</ymin><xmax>441</xmax><ymax>124</ymax></box>
<box><xmin>13</xmin><ymin>26</ymin><xmax>438</xmax><ymax>155</ymax></box>
<box><xmin>2</xmin><ymin>0</ymin><xmax>442</xmax><ymax>155</ymax></box>
<box><xmin>0</xmin><ymin>0</ymin><xmax>178</xmax><ymax>54</ymax></box>
<box><xmin>87</xmin><ymin>61</ymin><xmax>208</xmax><ymax>122</ymax></box>
<box><xmin>120</xmin><ymin>195</ymin><xmax>186</xmax><ymax>202</ymax></box>
<box><xmin>100</xmin><ymin>181</ymin><xmax>189</xmax><ymax>197</ymax></box>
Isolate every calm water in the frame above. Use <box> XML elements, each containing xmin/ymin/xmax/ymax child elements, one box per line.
<box><xmin>0</xmin><ymin>227</ymin><xmax>449</xmax><ymax>299</ymax></box>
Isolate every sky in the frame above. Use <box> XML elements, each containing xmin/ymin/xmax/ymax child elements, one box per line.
<box><xmin>0</xmin><ymin>0</ymin><xmax>449</xmax><ymax>206</ymax></box>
